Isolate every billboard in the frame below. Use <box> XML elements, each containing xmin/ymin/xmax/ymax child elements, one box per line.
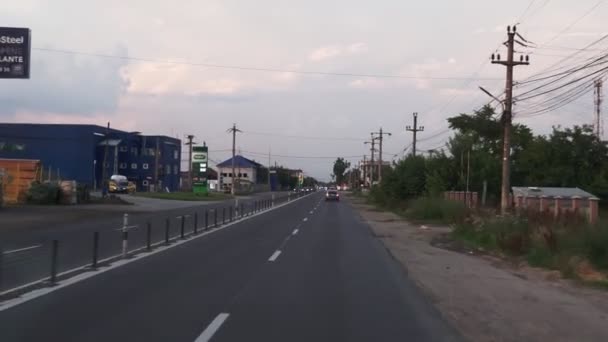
<box><xmin>0</xmin><ymin>27</ymin><xmax>31</xmax><ymax>79</ymax></box>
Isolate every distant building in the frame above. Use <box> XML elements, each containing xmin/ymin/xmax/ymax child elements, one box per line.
<box><xmin>0</xmin><ymin>123</ymin><xmax>181</xmax><ymax>191</ymax></box>
<box><xmin>216</xmin><ymin>155</ymin><xmax>262</xmax><ymax>191</ymax></box>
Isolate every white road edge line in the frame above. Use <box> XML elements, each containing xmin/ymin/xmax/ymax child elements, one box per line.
<box><xmin>195</xmin><ymin>313</ymin><xmax>230</xmax><ymax>342</ymax></box>
<box><xmin>2</xmin><ymin>244</ymin><xmax>42</xmax><ymax>255</ymax></box>
<box><xmin>268</xmin><ymin>250</ymin><xmax>282</xmax><ymax>262</ymax></box>
<box><xmin>0</xmin><ymin>193</ymin><xmax>312</xmax><ymax>312</ymax></box>
<box><xmin>292</xmin><ymin>229</ymin><xmax>299</xmax><ymax>235</ymax></box>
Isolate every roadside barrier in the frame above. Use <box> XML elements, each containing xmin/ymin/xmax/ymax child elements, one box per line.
<box><xmin>0</xmin><ymin>191</ymin><xmax>315</xmax><ymax>299</ymax></box>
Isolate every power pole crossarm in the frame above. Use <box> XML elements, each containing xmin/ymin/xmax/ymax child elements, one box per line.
<box><xmin>490</xmin><ymin>25</ymin><xmax>530</xmax><ymax>214</ymax></box>
<box><xmin>406</xmin><ymin>112</ymin><xmax>424</xmax><ymax>157</ymax></box>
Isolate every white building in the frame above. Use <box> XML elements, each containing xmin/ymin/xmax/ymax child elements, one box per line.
<box><xmin>216</xmin><ymin>155</ymin><xmax>261</xmax><ymax>191</ymax></box>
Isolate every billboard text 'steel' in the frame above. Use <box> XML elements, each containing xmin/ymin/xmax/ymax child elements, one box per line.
<box><xmin>0</xmin><ymin>27</ymin><xmax>31</xmax><ymax>79</ymax></box>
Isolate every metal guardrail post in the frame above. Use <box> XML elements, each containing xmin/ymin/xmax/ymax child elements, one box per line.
<box><xmin>222</xmin><ymin>207</ymin><xmax>226</xmax><ymax>224</ymax></box>
<box><xmin>194</xmin><ymin>212</ymin><xmax>198</xmax><ymax>235</ymax></box>
<box><xmin>180</xmin><ymin>216</ymin><xmax>185</xmax><ymax>239</ymax></box>
<box><xmin>165</xmin><ymin>218</ymin><xmax>170</xmax><ymax>245</ymax></box>
<box><xmin>50</xmin><ymin>240</ymin><xmax>59</xmax><ymax>285</ymax></box>
<box><xmin>122</xmin><ymin>214</ymin><xmax>129</xmax><ymax>258</ymax></box>
<box><xmin>240</xmin><ymin>203</ymin><xmax>244</xmax><ymax>218</ymax></box>
<box><xmin>146</xmin><ymin>222</ymin><xmax>152</xmax><ymax>251</ymax></box>
<box><xmin>92</xmin><ymin>232</ymin><xmax>99</xmax><ymax>269</ymax></box>
<box><xmin>214</xmin><ymin>209</ymin><xmax>218</xmax><ymax>227</ymax></box>
<box><xmin>229</xmin><ymin>206</ymin><xmax>233</xmax><ymax>222</ymax></box>
<box><xmin>205</xmin><ymin>210</ymin><xmax>209</xmax><ymax>230</ymax></box>
<box><xmin>0</xmin><ymin>245</ymin><xmax>4</xmax><ymax>291</ymax></box>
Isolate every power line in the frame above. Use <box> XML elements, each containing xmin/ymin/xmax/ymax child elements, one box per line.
<box><xmin>33</xmin><ymin>46</ymin><xmax>502</xmax><ymax>81</ymax></box>
<box><xmin>241</xmin><ymin>130</ymin><xmax>363</xmax><ymax>141</ymax></box>
<box><xmin>538</xmin><ymin>0</ymin><xmax>605</xmax><ymax>48</ymax></box>
<box><xmin>517</xmin><ymin>0</ymin><xmax>538</xmax><ymax>24</ymax></box>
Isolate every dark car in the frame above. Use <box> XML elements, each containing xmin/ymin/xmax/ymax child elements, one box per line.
<box><xmin>325</xmin><ymin>190</ymin><xmax>339</xmax><ymax>201</ymax></box>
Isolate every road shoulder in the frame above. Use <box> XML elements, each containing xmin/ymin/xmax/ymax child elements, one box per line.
<box><xmin>347</xmin><ymin>195</ymin><xmax>608</xmax><ymax>342</ymax></box>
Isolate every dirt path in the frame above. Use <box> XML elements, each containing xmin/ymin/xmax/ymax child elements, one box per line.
<box><xmin>348</xmin><ymin>196</ymin><xmax>608</xmax><ymax>342</ymax></box>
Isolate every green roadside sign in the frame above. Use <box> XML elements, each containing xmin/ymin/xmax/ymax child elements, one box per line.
<box><xmin>192</xmin><ymin>145</ymin><xmax>208</xmax><ymax>195</ymax></box>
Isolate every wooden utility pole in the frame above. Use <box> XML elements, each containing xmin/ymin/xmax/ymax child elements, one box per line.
<box><xmin>227</xmin><ymin>124</ymin><xmax>242</xmax><ymax>195</ymax></box>
<box><xmin>406</xmin><ymin>112</ymin><xmax>424</xmax><ymax>157</ymax></box>
<box><xmin>185</xmin><ymin>135</ymin><xmax>196</xmax><ymax>190</ymax></box>
<box><xmin>491</xmin><ymin>25</ymin><xmax>529</xmax><ymax>214</ymax></box>
<box><xmin>374</xmin><ymin>127</ymin><xmax>392</xmax><ymax>183</ymax></box>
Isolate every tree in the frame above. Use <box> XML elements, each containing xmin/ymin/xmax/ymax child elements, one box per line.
<box><xmin>332</xmin><ymin>158</ymin><xmax>351</xmax><ymax>184</ymax></box>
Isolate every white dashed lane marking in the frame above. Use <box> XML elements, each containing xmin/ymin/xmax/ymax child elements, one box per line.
<box><xmin>194</xmin><ymin>313</ymin><xmax>230</xmax><ymax>342</ymax></box>
<box><xmin>292</xmin><ymin>229</ymin><xmax>299</xmax><ymax>235</ymax></box>
<box><xmin>268</xmin><ymin>250</ymin><xmax>282</xmax><ymax>262</ymax></box>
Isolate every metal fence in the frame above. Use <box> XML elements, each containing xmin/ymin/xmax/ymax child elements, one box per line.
<box><xmin>0</xmin><ymin>191</ymin><xmax>309</xmax><ymax>298</ymax></box>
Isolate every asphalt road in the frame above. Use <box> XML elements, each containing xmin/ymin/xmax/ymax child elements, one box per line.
<box><xmin>0</xmin><ymin>192</ymin><xmax>460</xmax><ymax>342</ymax></box>
<box><xmin>0</xmin><ymin>191</ymin><xmax>295</xmax><ymax>292</ymax></box>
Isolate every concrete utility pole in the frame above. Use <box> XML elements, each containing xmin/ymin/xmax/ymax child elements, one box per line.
<box><xmin>365</xmin><ymin>136</ymin><xmax>378</xmax><ymax>186</ymax></box>
<box><xmin>594</xmin><ymin>79</ymin><xmax>603</xmax><ymax>138</ymax></box>
<box><xmin>491</xmin><ymin>25</ymin><xmax>529</xmax><ymax>214</ymax></box>
<box><xmin>373</xmin><ymin>127</ymin><xmax>392</xmax><ymax>183</ymax></box>
<box><xmin>227</xmin><ymin>124</ymin><xmax>242</xmax><ymax>195</ymax></box>
<box><xmin>406</xmin><ymin>113</ymin><xmax>424</xmax><ymax>157</ymax></box>
<box><xmin>362</xmin><ymin>155</ymin><xmax>367</xmax><ymax>187</ymax></box>
<box><xmin>185</xmin><ymin>135</ymin><xmax>196</xmax><ymax>189</ymax></box>
<box><xmin>102</xmin><ymin>122</ymin><xmax>110</xmax><ymax>196</ymax></box>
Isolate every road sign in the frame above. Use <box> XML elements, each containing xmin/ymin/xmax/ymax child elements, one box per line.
<box><xmin>0</xmin><ymin>27</ymin><xmax>31</xmax><ymax>79</ymax></box>
<box><xmin>192</xmin><ymin>145</ymin><xmax>208</xmax><ymax>195</ymax></box>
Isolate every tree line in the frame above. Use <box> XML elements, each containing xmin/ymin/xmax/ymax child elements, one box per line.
<box><xmin>361</xmin><ymin>105</ymin><xmax>608</xmax><ymax>206</ymax></box>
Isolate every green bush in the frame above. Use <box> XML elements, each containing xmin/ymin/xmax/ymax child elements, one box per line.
<box><xmin>26</xmin><ymin>181</ymin><xmax>61</xmax><ymax>204</ymax></box>
<box><xmin>405</xmin><ymin>197</ymin><xmax>468</xmax><ymax>224</ymax></box>
<box><xmin>582</xmin><ymin>225</ymin><xmax>608</xmax><ymax>270</ymax></box>
<box><xmin>482</xmin><ymin>215</ymin><xmax>531</xmax><ymax>255</ymax></box>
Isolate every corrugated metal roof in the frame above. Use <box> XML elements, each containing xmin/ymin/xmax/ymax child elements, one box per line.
<box><xmin>512</xmin><ymin>186</ymin><xmax>596</xmax><ymax>198</ymax></box>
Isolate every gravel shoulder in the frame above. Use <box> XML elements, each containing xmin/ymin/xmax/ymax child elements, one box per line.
<box><xmin>348</xmin><ymin>195</ymin><xmax>608</xmax><ymax>342</ymax></box>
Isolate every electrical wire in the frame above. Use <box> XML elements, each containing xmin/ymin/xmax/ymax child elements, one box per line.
<box><xmin>33</xmin><ymin>46</ymin><xmax>501</xmax><ymax>81</ymax></box>
<box><xmin>241</xmin><ymin>130</ymin><xmax>363</xmax><ymax>142</ymax></box>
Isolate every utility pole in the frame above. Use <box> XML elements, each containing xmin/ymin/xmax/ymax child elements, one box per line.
<box><xmin>365</xmin><ymin>136</ymin><xmax>377</xmax><ymax>186</ymax></box>
<box><xmin>185</xmin><ymin>135</ymin><xmax>196</xmax><ymax>190</ymax></box>
<box><xmin>268</xmin><ymin>147</ymin><xmax>271</xmax><ymax>191</ymax></box>
<box><xmin>491</xmin><ymin>25</ymin><xmax>529</xmax><ymax>214</ymax></box>
<box><xmin>101</xmin><ymin>122</ymin><xmax>110</xmax><ymax>197</ymax></box>
<box><xmin>227</xmin><ymin>124</ymin><xmax>242</xmax><ymax>195</ymax></box>
<box><xmin>362</xmin><ymin>155</ymin><xmax>367</xmax><ymax>188</ymax></box>
<box><xmin>406</xmin><ymin>112</ymin><xmax>424</xmax><ymax>157</ymax></box>
<box><xmin>594</xmin><ymin>79</ymin><xmax>603</xmax><ymax>138</ymax></box>
<box><xmin>373</xmin><ymin>127</ymin><xmax>392</xmax><ymax>183</ymax></box>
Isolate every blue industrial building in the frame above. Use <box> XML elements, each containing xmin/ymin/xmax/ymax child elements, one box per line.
<box><xmin>0</xmin><ymin>123</ymin><xmax>181</xmax><ymax>191</ymax></box>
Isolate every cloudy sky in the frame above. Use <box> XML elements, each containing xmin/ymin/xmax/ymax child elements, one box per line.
<box><xmin>1</xmin><ymin>0</ymin><xmax>607</xmax><ymax>180</ymax></box>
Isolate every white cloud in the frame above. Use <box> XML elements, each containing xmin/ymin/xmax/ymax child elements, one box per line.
<box><xmin>308</xmin><ymin>42</ymin><xmax>367</xmax><ymax>62</ymax></box>
<box><xmin>348</xmin><ymin>78</ymin><xmax>384</xmax><ymax>89</ymax></box>
<box><xmin>309</xmin><ymin>46</ymin><xmax>342</xmax><ymax>61</ymax></box>
<box><xmin>448</xmin><ymin>58</ymin><xmax>457</xmax><ymax>64</ymax></box>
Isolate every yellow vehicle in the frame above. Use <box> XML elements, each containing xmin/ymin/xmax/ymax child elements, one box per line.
<box><xmin>109</xmin><ymin>175</ymin><xmax>136</xmax><ymax>194</ymax></box>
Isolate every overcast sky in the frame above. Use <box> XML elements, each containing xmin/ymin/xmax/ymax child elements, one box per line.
<box><xmin>1</xmin><ymin>0</ymin><xmax>607</xmax><ymax>181</ymax></box>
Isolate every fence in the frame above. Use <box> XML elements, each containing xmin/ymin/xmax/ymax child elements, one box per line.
<box><xmin>443</xmin><ymin>191</ymin><xmax>479</xmax><ymax>208</ymax></box>
<box><xmin>512</xmin><ymin>195</ymin><xmax>599</xmax><ymax>224</ymax></box>
<box><xmin>0</xmin><ymin>191</ymin><xmax>309</xmax><ymax>299</ymax></box>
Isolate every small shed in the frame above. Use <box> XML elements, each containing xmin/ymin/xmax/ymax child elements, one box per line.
<box><xmin>511</xmin><ymin>186</ymin><xmax>600</xmax><ymax>223</ymax></box>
